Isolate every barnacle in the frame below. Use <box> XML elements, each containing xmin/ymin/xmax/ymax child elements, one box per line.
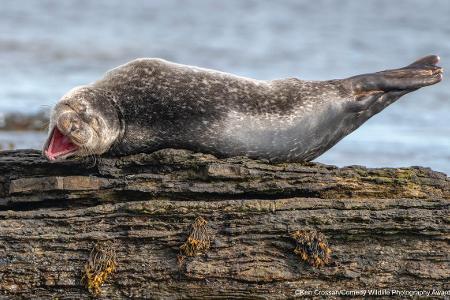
<box><xmin>291</xmin><ymin>229</ymin><xmax>331</xmax><ymax>268</ymax></box>
<box><xmin>82</xmin><ymin>240</ymin><xmax>117</xmax><ymax>295</ymax></box>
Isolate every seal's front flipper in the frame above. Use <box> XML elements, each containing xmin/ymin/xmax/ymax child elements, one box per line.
<box><xmin>350</xmin><ymin>55</ymin><xmax>443</xmax><ymax>94</ymax></box>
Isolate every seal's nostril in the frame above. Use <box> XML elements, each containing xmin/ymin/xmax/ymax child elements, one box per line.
<box><xmin>58</xmin><ymin>112</ymin><xmax>83</xmax><ymax>135</ymax></box>
<box><xmin>71</xmin><ymin>119</ymin><xmax>80</xmax><ymax>132</ymax></box>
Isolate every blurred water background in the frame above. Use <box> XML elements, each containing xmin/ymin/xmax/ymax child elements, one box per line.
<box><xmin>0</xmin><ymin>0</ymin><xmax>449</xmax><ymax>174</ymax></box>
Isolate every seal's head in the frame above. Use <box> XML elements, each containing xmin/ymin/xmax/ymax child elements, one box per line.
<box><xmin>43</xmin><ymin>86</ymin><xmax>121</xmax><ymax>160</ymax></box>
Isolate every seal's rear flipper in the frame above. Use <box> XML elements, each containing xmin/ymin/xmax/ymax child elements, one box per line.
<box><xmin>345</xmin><ymin>55</ymin><xmax>443</xmax><ymax>114</ymax></box>
<box><xmin>351</xmin><ymin>55</ymin><xmax>443</xmax><ymax>94</ymax></box>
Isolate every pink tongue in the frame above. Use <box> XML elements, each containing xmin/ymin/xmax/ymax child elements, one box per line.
<box><xmin>45</xmin><ymin>127</ymin><xmax>78</xmax><ymax>160</ymax></box>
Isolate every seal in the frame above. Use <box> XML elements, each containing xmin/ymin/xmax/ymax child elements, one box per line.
<box><xmin>43</xmin><ymin>55</ymin><xmax>443</xmax><ymax>162</ymax></box>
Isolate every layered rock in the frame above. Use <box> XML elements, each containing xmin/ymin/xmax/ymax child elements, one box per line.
<box><xmin>0</xmin><ymin>149</ymin><xmax>448</xmax><ymax>298</ymax></box>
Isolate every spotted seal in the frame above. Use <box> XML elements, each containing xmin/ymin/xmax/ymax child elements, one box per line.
<box><xmin>43</xmin><ymin>55</ymin><xmax>443</xmax><ymax>162</ymax></box>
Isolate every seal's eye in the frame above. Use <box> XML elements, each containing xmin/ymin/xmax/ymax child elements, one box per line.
<box><xmin>81</xmin><ymin>114</ymin><xmax>100</xmax><ymax>133</ymax></box>
<box><xmin>72</xmin><ymin>102</ymin><xmax>87</xmax><ymax>113</ymax></box>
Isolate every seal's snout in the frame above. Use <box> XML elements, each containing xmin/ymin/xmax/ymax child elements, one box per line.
<box><xmin>43</xmin><ymin>110</ymin><xmax>84</xmax><ymax>160</ymax></box>
<box><xmin>57</xmin><ymin>112</ymin><xmax>81</xmax><ymax>136</ymax></box>
<box><xmin>44</xmin><ymin>126</ymin><xmax>79</xmax><ymax>161</ymax></box>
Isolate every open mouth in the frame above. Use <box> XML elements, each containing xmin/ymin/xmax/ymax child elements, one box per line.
<box><xmin>44</xmin><ymin>127</ymin><xmax>79</xmax><ymax>160</ymax></box>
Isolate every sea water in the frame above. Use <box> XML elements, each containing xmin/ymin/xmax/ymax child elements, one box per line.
<box><xmin>0</xmin><ymin>0</ymin><xmax>449</xmax><ymax>173</ymax></box>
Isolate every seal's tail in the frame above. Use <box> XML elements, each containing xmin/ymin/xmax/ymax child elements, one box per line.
<box><xmin>351</xmin><ymin>55</ymin><xmax>443</xmax><ymax>94</ymax></box>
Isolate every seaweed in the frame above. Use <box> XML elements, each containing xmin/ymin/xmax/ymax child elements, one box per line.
<box><xmin>82</xmin><ymin>240</ymin><xmax>117</xmax><ymax>296</ymax></box>
<box><xmin>179</xmin><ymin>216</ymin><xmax>211</xmax><ymax>257</ymax></box>
<box><xmin>291</xmin><ymin>229</ymin><xmax>331</xmax><ymax>268</ymax></box>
